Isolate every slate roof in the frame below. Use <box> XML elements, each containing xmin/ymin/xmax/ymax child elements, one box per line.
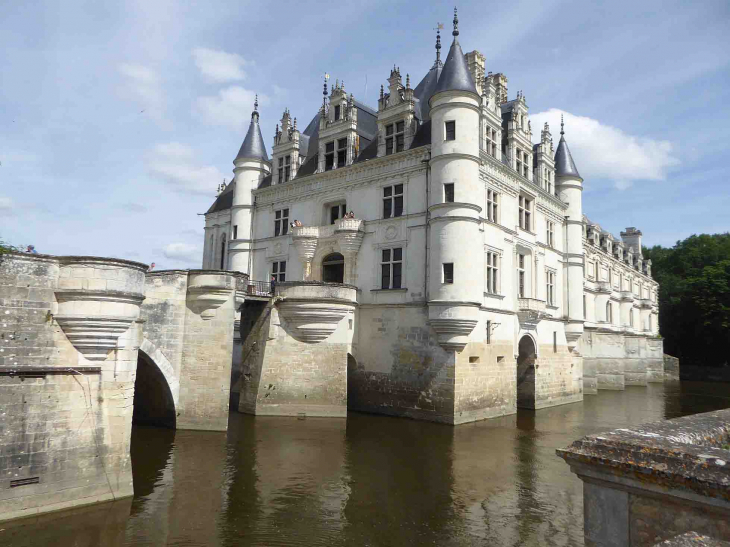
<box><xmin>235</xmin><ymin>113</ymin><xmax>268</xmax><ymax>162</ymax></box>
<box><xmin>413</xmin><ymin>64</ymin><xmax>442</xmax><ymax>121</ymax></box>
<box><xmin>206</xmin><ymin>181</ymin><xmax>235</xmax><ymax>214</ymax></box>
<box><xmin>432</xmin><ymin>37</ymin><xmax>477</xmax><ymax>97</ymax></box>
<box><xmin>554</xmin><ymin>134</ymin><xmax>581</xmax><ymax>179</ymax></box>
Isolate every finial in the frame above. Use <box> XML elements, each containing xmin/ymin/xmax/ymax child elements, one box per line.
<box><xmin>254</xmin><ymin>94</ymin><xmax>258</xmax><ymax>111</ymax></box>
<box><xmin>453</xmin><ymin>7</ymin><xmax>459</xmax><ymax>37</ymax></box>
<box><xmin>435</xmin><ymin>26</ymin><xmax>442</xmax><ymax>66</ymax></box>
<box><xmin>406</xmin><ymin>73</ymin><xmax>410</xmax><ymax>89</ymax></box>
<box><xmin>380</xmin><ymin>84</ymin><xmax>384</xmax><ymax>99</ymax></box>
<box><xmin>293</xmin><ymin>117</ymin><xmax>297</xmax><ymax>130</ymax></box>
<box><xmin>251</xmin><ymin>95</ymin><xmax>260</xmax><ymax>122</ymax></box>
<box><xmin>560</xmin><ymin>114</ymin><xmax>565</xmax><ymax>136</ymax></box>
<box><xmin>323</xmin><ymin>73</ymin><xmax>329</xmax><ymax>107</ymax></box>
<box><xmin>342</xmin><ymin>80</ymin><xmax>345</xmax><ymax>91</ymax></box>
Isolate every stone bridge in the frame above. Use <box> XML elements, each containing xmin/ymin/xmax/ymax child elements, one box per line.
<box><xmin>0</xmin><ymin>253</ymin><xmax>248</xmax><ymax>521</ymax></box>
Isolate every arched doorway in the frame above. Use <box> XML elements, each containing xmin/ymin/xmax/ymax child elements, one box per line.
<box><xmin>133</xmin><ymin>351</ymin><xmax>176</xmax><ymax>428</ymax></box>
<box><xmin>517</xmin><ymin>335</ymin><xmax>537</xmax><ymax>410</ymax></box>
<box><xmin>322</xmin><ymin>252</ymin><xmax>345</xmax><ymax>283</ymax></box>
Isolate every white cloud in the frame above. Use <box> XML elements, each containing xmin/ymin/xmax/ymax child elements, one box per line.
<box><xmin>0</xmin><ymin>196</ymin><xmax>15</xmax><ymax>213</ymax></box>
<box><xmin>192</xmin><ymin>47</ymin><xmax>248</xmax><ymax>83</ymax></box>
<box><xmin>530</xmin><ymin>109</ymin><xmax>680</xmax><ymax>190</ymax></box>
<box><xmin>196</xmin><ymin>86</ymin><xmax>267</xmax><ymax>129</ymax></box>
<box><xmin>118</xmin><ymin>63</ymin><xmax>165</xmax><ymax>119</ymax></box>
<box><xmin>147</xmin><ymin>142</ymin><xmax>225</xmax><ymax>195</ymax></box>
<box><xmin>163</xmin><ymin>242</ymin><xmax>201</xmax><ymax>265</ymax></box>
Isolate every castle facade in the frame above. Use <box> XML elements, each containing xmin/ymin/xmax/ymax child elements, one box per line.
<box><xmin>203</xmin><ymin>10</ymin><xmax>662</xmax><ymax>423</ymax></box>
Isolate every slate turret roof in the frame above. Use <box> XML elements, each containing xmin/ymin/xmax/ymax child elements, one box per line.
<box><xmin>554</xmin><ymin>116</ymin><xmax>581</xmax><ymax>179</ymax></box>
<box><xmin>432</xmin><ymin>9</ymin><xmax>477</xmax><ymax>98</ymax></box>
<box><xmin>235</xmin><ymin>97</ymin><xmax>269</xmax><ymax>163</ymax></box>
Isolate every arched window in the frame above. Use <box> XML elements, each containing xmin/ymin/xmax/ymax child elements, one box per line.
<box><xmin>322</xmin><ymin>253</ymin><xmax>344</xmax><ymax>283</ymax></box>
<box><xmin>220</xmin><ymin>234</ymin><xmax>227</xmax><ymax>270</ymax></box>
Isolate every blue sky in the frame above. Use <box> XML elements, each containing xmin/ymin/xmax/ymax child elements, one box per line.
<box><xmin>1</xmin><ymin>0</ymin><xmax>729</xmax><ymax>268</ymax></box>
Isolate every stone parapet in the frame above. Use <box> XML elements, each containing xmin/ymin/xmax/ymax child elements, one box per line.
<box><xmin>558</xmin><ymin>409</ymin><xmax>730</xmax><ymax>546</ymax></box>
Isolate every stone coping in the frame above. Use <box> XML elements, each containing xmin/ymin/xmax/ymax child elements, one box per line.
<box><xmin>653</xmin><ymin>532</ymin><xmax>730</xmax><ymax>546</ymax></box>
<box><xmin>1</xmin><ymin>251</ymin><xmax>149</xmax><ymax>270</ymax></box>
<box><xmin>0</xmin><ymin>366</ymin><xmax>102</xmax><ymax>375</ymax></box>
<box><xmin>146</xmin><ymin>269</ymin><xmax>249</xmax><ymax>278</ymax></box>
<box><xmin>557</xmin><ymin>409</ymin><xmax>730</xmax><ymax>501</ymax></box>
<box><xmin>275</xmin><ymin>281</ymin><xmax>358</xmax><ymax>290</ymax></box>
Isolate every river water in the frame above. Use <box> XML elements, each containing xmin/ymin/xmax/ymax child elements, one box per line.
<box><xmin>2</xmin><ymin>381</ymin><xmax>729</xmax><ymax>547</ymax></box>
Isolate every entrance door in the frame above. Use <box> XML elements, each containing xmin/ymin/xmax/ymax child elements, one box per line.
<box><xmin>322</xmin><ymin>253</ymin><xmax>345</xmax><ymax>283</ymax></box>
<box><xmin>517</xmin><ymin>335</ymin><xmax>537</xmax><ymax>409</ymax></box>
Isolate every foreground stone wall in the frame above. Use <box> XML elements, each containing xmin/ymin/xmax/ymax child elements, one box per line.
<box><xmin>558</xmin><ymin>409</ymin><xmax>730</xmax><ymax>546</ymax></box>
<box><xmin>0</xmin><ymin>253</ymin><xmax>146</xmax><ymax>521</ymax></box>
<box><xmin>581</xmin><ymin>330</ymin><xmax>664</xmax><ymax>393</ymax></box>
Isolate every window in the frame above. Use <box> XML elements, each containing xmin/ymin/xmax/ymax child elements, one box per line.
<box><xmin>546</xmin><ymin>270</ymin><xmax>555</xmax><ymax>306</ymax></box>
<box><xmin>516</xmin><ymin>150</ymin><xmax>523</xmax><ymax>175</ymax></box>
<box><xmin>443</xmin><ymin>263</ymin><xmax>454</xmax><ymax>284</ymax></box>
<box><xmin>445</xmin><ymin>121</ymin><xmax>456</xmax><ymax>141</ymax></box>
<box><xmin>385</xmin><ymin>121</ymin><xmax>405</xmax><ymax>155</ymax></box>
<box><xmin>546</xmin><ymin>170</ymin><xmax>553</xmax><ymax>195</ymax></box>
<box><xmin>233</xmin><ymin>225</ymin><xmax>238</xmax><ymax>240</ymax></box>
<box><xmin>630</xmin><ymin>308</ymin><xmax>634</xmax><ymax>327</ymax></box>
<box><xmin>271</xmin><ymin>261</ymin><xmax>286</xmax><ymax>282</ymax></box>
<box><xmin>487</xmin><ymin>189</ymin><xmax>498</xmax><ymax>222</ymax></box>
<box><xmin>606</xmin><ymin>302</ymin><xmax>613</xmax><ymax>324</ymax></box>
<box><xmin>274</xmin><ymin>208</ymin><xmax>289</xmax><ymax>236</ymax></box>
<box><xmin>444</xmin><ymin>183</ymin><xmax>455</xmax><ymax>203</ymax></box>
<box><xmin>277</xmin><ymin>157</ymin><xmax>284</xmax><ymax>183</ymax></box>
<box><xmin>553</xmin><ymin>332</ymin><xmax>557</xmax><ymax>353</ymax></box>
<box><xmin>325</xmin><ymin>141</ymin><xmax>335</xmax><ymax>171</ymax></box>
<box><xmin>486</xmin><ymin>320</ymin><xmax>492</xmax><ymax>344</ymax></box>
<box><xmin>330</xmin><ymin>203</ymin><xmax>347</xmax><ymax>224</ymax></box>
<box><xmin>515</xmin><ymin>149</ymin><xmax>529</xmax><ymax>177</ymax></box>
<box><xmin>383</xmin><ymin>184</ymin><xmax>404</xmax><ymax>218</ymax></box>
<box><xmin>583</xmin><ymin>295</ymin><xmax>586</xmax><ymax>319</ymax></box>
<box><xmin>334</xmin><ymin>104</ymin><xmax>341</xmax><ymax>121</ymax></box>
<box><xmin>337</xmin><ymin>138</ymin><xmax>347</xmax><ymax>168</ymax></box>
<box><xmin>519</xmin><ymin>196</ymin><xmax>532</xmax><ymax>231</ymax></box>
<box><xmin>486</xmin><ymin>127</ymin><xmax>497</xmax><ymax>157</ymax></box>
<box><xmin>517</xmin><ymin>254</ymin><xmax>526</xmax><ymax>297</ymax></box>
<box><xmin>284</xmin><ymin>155</ymin><xmax>291</xmax><ymax>182</ymax></box>
<box><xmin>381</xmin><ymin>248</ymin><xmax>403</xmax><ymax>289</ymax></box>
<box><xmin>486</xmin><ymin>251</ymin><xmax>498</xmax><ymax>294</ymax></box>
<box><xmin>546</xmin><ymin>221</ymin><xmax>555</xmax><ymax>247</ymax></box>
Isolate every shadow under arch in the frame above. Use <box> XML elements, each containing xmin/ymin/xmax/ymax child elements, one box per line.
<box><xmin>517</xmin><ymin>335</ymin><xmax>537</xmax><ymax>410</ymax></box>
<box><xmin>133</xmin><ymin>349</ymin><xmax>177</xmax><ymax>428</ymax></box>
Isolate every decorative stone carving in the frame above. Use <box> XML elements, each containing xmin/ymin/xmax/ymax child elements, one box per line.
<box><xmin>428</xmin><ymin>318</ymin><xmax>479</xmax><ymax>352</ymax></box>
<box><xmin>517</xmin><ymin>298</ymin><xmax>547</xmax><ymax>330</ymax></box>
<box><xmin>292</xmin><ymin>236</ymin><xmax>318</xmax><ymax>281</ymax></box>
<box><xmin>186</xmin><ymin>272</ymin><xmax>235</xmax><ymax>320</ymax></box>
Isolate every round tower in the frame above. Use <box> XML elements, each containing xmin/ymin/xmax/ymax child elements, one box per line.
<box><xmin>228</xmin><ymin>97</ymin><xmax>271</xmax><ymax>274</ymax></box>
<box><xmin>427</xmin><ymin>9</ymin><xmax>483</xmax><ymax>352</ymax></box>
<box><xmin>554</xmin><ymin>116</ymin><xmax>584</xmax><ymax>348</ymax></box>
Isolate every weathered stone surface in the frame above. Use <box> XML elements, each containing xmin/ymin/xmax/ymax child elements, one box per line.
<box><xmin>654</xmin><ymin>532</ymin><xmax>730</xmax><ymax>546</ymax></box>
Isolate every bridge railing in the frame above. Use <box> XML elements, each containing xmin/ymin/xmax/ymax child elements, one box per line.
<box><xmin>245</xmin><ymin>280</ymin><xmax>274</xmax><ymax>297</ymax></box>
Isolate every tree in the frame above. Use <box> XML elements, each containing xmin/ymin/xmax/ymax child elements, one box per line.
<box><xmin>644</xmin><ymin>233</ymin><xmax>730</xmax><ymax>368</ymax></box>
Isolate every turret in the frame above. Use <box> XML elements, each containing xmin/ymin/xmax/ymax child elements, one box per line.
<box><xmin>228</xmin><ymin>97</ymin><xmax>271</xmax><ymax>274</ymax></box>
<box><xmin>426</xmin><ymin>8</ymin><xmax>483</xmax><ymax>352</ymax></box>
<box><xmin>554</xmin><ymin>116</ymin><xmax>584</xmax><ymax>348</ymax></box>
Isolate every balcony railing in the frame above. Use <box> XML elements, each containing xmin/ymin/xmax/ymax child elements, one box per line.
<box><xmin>637</xmin><ymin>298</ymin><xmax>653</xmax><ymax>309</ymax></box>
<box><xmin>596</xmin><ymin>281</ymin><xmax>612</xmax><ymax>294</ymax></box>
<box><xmin>245</xmin><ymin>280</ymin><xmax>274</xmax><ymax>297</ymax></box>
<box><xmin>291</xmin><ymin>218</ymin><xmax>363</xmax><ymax>239</ymax></box>
<box><xmin>518</xmin><ymin>298</ymin><xmax>546</xmax><ymax>313</ymax></box>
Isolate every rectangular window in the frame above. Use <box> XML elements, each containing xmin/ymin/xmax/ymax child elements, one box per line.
<box><xmin>383</xmin><ymin>184</ymin><xmax>404</xmax><ymax>218</ymax></box>
<box><xmin>337</xmin><ymin>138</ymin><xmax>347</xmax><ymax>168</ymax></box>
<box><xmin>271</xmin><ymin>261</ymin><xmax>286</xmax><ymax>282</ymax></box>
<box><xmin>330</xmin><ymin>203</ymin><xmax>346</xmax><ymax>224</ymax></box>
<box><xmin>233</xmin><ymin>225</ymin><xmax>238</xmax><ymax>240</ymax></box>
<box><xmin>546</xmin><ymin>270</ymin><xmax>555</xmax><ymax>306</ymax></box>
<box><xmin>284</xmin><ymin>155</ymin><xmax>291</xmax><ymax>182</ymax></box>
<box><xmin>385</xmin><ymin>123</ymin><xmax>394</xmax><ymax>155</ymax></box>
<box><xmin>278</xmin><ymin>157</ymin><xmax>284</xmax><ymax>183</ymax></box>
<box><xmin>553</xmin><ymin>332</ymin><xmax>557</xmax><ymax>353</ymax></box>
<box><xmin>518</xmin><ymin>253</ymin><xmax>526</xmax><ymax>297</ymax></box>
<box><xmin>516</xmin><ymin>150</ymin><xmax>523</xmax><ymax>175</ymax></box>
<box><xmin>443</xmin><ymin>263</ymin><xmax>454</xmax><ymax>284</ymax></box>
<box><xmin>444</xmin><ymin>183</ymin><xmax>455</xmax><ymax>203</ymax></box>
<box><xmin>519</xmin><ymin>196</ymin><xmax>532</xmax><ymax>231</ymax></box>
<box><xmin>487</xmin><ymin>190</ymin><xmax>498</xmax><ymax>222</ymax></box>
<box><xmin>325</xmin><ymin>141</ymin><xmax>335</xmax><ymax>171</ymax></box>
<box><xmin>381</xmin><ymin>247</ymin><xmax>403</xmax><ymax>289</ymax></box>
<box><xmin>396</xmin><ymin>121</ymin><xmax>405</xmax><ymax>152</ymax></box>
<box><xmin>486</xmin><ymin>320</ymin><xmax>492</xmax><ymax>344</ymax></box>
<box><xmin>445</xmin><ymin>121</ymin><xmax>456</xmax><ymax>141</ymax></box>
<box><xmin>274</xmin><ymin>208</ymin><xmax>289</xmax><ymax>236</ymax></box>
<box><xmin>607</xmin><ymin>302</ymin><xmax>613</xmax><ymax>324</ymax></box>
<box><xmin>334</xmin><ymin>104</ymin><xmax>341</xmax><ymax>121</ymax></box>
<box><xmin>546</xmin><ymin>221</ymin><xmax>555</xmax><ymax>247</ymax></box>
<box><xmin>486</xmin><ymin>251</ymin><xmax>499</xmax><ymax>294</ymax></box>
<box><xmin>583</xmin><ymin>295</ymin><xmax>586</xmax><ymax>319</ymax></box>
<box><xmin>486</xmin><ymin>127</ymin><xmax>496</xmax><ymax>157</ymax></box>
<box><xmin>630</xmin><ymin>308</ymin><xmax>634</xmax><ymax>327</ymax></box>
<box><xmin>385</xmin><ymin>122</ymin><xmax>405</xmax><ymax>155</ymax></box>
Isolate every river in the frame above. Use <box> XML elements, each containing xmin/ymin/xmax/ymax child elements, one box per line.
<box><xmin>2</xmin><ymin>381</ymin><xmax>729</xmax><ymax>547</ymax></box>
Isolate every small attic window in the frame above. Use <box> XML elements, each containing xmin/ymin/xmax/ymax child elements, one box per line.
<box><xmin>334</xmin><ymin>105</ymin><xmax>341</xmax><ymax>121</ymax></box>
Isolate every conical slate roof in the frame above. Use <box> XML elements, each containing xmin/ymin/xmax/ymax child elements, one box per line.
<box><xmin>413</xmin><ymin>64</ymin><xmax>442</xmax><ymax>121</ymax></box>
<box><xmin>554</xmin><ymin>118</ymin><xmax>581</xmax><ymax>179</ymax></box>
<box><xmin>235</xmin><ymin>100</ymin><xmax>269</xmax><ymax>163</ymax></box>
<box><xmin>432</xmin><ymin>10</ymin><xmax>477</xmax><ymax>97</ymax></box>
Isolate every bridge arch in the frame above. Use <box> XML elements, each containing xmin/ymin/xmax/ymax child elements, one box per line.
<box><xmin>516</xmin><ymin>334</ymin><xmax>537</xmax><ymax>410</ymax></box>
<box><xmin>133</xmin><ymin>339</ymin><xmax>180</xmax><ymax>428</ymax></box>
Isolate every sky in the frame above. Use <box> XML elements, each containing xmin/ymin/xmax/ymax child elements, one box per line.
<box><xmin>1</xmin><ymin>0</ymin><xmax>729</xmax><ymax>268</ymax></box>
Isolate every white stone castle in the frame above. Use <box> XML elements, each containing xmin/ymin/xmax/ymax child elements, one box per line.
<box><xmin>202</xmin><ymin>9</ymin><xmax>662</xmax><ymax>424</ymax></box>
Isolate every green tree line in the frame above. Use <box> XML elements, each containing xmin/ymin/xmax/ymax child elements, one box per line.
<box><xmin>643</xmin><ymin>233</ymin><xmax>730</xmax><ymax>368</ymax></box>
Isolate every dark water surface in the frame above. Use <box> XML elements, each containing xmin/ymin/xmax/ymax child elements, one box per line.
<box><xmin>3</xmin><ymin>381</ymin><xmax>730</xmax><ymax>547</ymax></box>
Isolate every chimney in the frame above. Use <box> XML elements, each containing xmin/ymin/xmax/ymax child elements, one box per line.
<box><xmin>465</xmin><ymin>50</ymin><xmax>485</xmax><ymax>95</ymax></box>
<box><xmin>620</xmin><ymin>227</ymin><xmax>643</xmax><ymax>257</ymax></box>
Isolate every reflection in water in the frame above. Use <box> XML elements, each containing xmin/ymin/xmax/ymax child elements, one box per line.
<box><xmin>1</xmin><ymin>381</ymin><xmax>728</xmax><ymax>547</ymax></box>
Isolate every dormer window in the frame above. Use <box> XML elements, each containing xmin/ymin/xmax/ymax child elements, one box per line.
<box><xmin>334</xmin><ymin>105</ymin><xmax>341</xmax><ymax>121</ymax></box>
<box><xmin>486</xmin><ymin>127</ymin><xmax>497</xmax><ymax>157</ymax></box>
<box><xmin>385</xmin><ymin>121</ymin><xmax>405</xmax><ymax>155</ymax></box>
<box><xmin>277</xmin><ymin>157</ymin><xmax>284</xmax><ymax>183</ymax></box>
<box><xmin>337</xmin><ymin>138</ymin><xmax>347</xmax><ymax>168</ymax></box>
<box><xmin>284</xmin><ymin>155</ymin><xmax>291</xmax><ymax>182</ymax></box>
<box><xmin>325</xmin><ymin>141</ymin><xmax>335</xmax><ymax>171</ymax></box>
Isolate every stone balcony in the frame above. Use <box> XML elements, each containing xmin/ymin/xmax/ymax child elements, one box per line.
<box><xmin>638</xmin><ymin>298</ymin><xmax>654</xmax><ymax>309</ymax></box>
<box><xmin>596</xmin><ymin>281</ymin><xmax>613</xmax><ymax>294</ymax></box>
<box><xmin>291</xmin><ymin>218</ymin><xmax>365</xmax><ymax>284</ymax></box>
<box><xmin>517</xmin><ymin>298</ymin><xmax>547</xmax><ymax>329</ymax></box>
<box><xmin>620</xmin><ymin>290</ymin><xmax>635</xmax><ymax>301</ymax></box>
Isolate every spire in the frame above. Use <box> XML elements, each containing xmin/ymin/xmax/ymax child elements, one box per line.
<box><xmin>433</xmin><ymin>9</ymin><xmax>477</xmax><ymax>97</ymax></box>
<box><xmin>554</xmin><ymin>114</ymin><xmax>581</xmax><ymax>179</ymax></box>
<box><xmin>434</xmin><ymin>25</ymin><xmax>443</xmax><ymax>68</ymax></box>
<box><xmin>235</xmin><ymin>97</ymin><xmax>269</xmax><ymax>163</ymax></box>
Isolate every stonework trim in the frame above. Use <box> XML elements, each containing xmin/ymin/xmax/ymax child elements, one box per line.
<box><xmin>139</xmin><ymin>338</ymin><xmax>180</xmax><ymax>406</ymax></box>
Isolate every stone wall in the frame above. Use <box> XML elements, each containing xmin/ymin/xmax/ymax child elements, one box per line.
<box><xmin>558</xmin><ymin>409</ymin><xmax>730</xmax><ymax>546</ymax></box>
<box><xmin>664</xmin><ymin>354</ymin><xmax>680</xmax><ymax>381</ymax></box>
<box><xmin>581</xmin><ymin>330</ymin><xmax>664</xmax><ymax>392</ymax></box>
<box><xmin>0</xmin><ymin>253</ymin><xmax>146</xmax><ymax>521</ymax></box>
